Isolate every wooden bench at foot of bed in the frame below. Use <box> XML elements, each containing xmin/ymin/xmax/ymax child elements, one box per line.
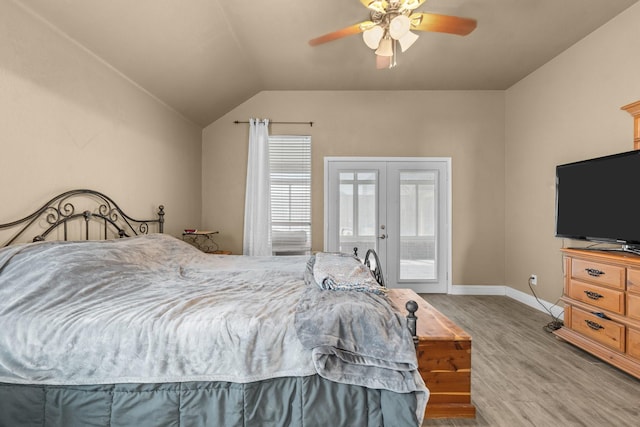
<box><xmin>388</xmin><ymin>289</ymin><xmax>476</xmax><ymax>419</ymax></box>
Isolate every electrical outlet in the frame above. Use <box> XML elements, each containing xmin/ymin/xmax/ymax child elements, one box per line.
<box><xmin>530</xmin><ymin>274</ymin><xmax>537</xmax><ymax>286</ymax></box>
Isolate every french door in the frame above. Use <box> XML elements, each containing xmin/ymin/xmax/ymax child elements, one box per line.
<box><xmin>324</xmin><ymin>158</ymin><xmax>450</xmax><ymax>293</ymax></box>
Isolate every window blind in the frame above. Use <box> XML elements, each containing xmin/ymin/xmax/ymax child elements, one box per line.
<box><xmin>269</xmin><ymin>135</ymin><xmax>312</xmax><ymax>255</ymax></box>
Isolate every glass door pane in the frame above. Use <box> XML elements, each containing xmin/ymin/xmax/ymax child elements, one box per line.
<box><xmin>338</xmin><ymin>171</ymin><xmax>378</xmax><ymax>256</ymax></box>
<box><xmin>399</xmin><ymin>170</ymin><xmax>437</xmax><ymax>281</ymax></box>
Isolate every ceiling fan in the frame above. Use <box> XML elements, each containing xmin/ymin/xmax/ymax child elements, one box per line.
<box><xmin>309</xmin><ymin>0</ymin><xmax>477</xmax><ymax>69</ymax></box>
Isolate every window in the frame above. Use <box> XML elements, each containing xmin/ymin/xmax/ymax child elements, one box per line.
<box><xmin>269</xmin><ymin>135</ymin><xmax>311</xmax><ymax>255</ymax></box>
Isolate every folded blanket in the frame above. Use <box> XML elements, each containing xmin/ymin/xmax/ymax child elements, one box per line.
<box><xmin>294</xmin><ymin>283</ymin><xmax>428</xmax><ymax>425</ymax></box>
<box><xmin>312</xmin><ymin>252</ymin><xmax>387</xmax><ymax>295</ymax></box>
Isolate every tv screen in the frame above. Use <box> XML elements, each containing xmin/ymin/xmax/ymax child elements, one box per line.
<box><xmin>555</xmin><ymin>149</ymin><xmax>640</xmax><ymax>247</ymax></box>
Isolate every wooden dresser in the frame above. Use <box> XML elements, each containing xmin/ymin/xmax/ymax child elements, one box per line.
<box><xmin>554</xmin><ymin>249</ymin><xmax>640</xmax><ymax>378</ymax></box>
<box><xmin>387</xmin><ymin>289</ymin><xmax>475</xmax><ymax>419</ymax></box>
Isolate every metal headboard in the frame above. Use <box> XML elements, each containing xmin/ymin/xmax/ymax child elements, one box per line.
<box><xmin>0</xmin><ymin>189</ymin><xmax>164</xmax><ymax>247</ymax></box>
<box><xmin>353</xmin><ymin>247</ymin><xmax>386</xmax><ymax>288</ymax></box>
<box><xmin>364</xmin><ymin>249</ymin><xmax>386</xmax><ymax>288</ymax></box>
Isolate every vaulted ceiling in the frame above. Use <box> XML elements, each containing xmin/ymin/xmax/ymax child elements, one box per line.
<box><xmin>15</xmin><ymin>0</ymin><xmax>639</xmax><ymax>126</ymax></box>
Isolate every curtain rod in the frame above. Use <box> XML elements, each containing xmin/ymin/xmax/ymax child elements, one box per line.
<box><xmin>233</xmin><ymin>120</ymin><xmax>313</xmax><ymax>127</ymax></box>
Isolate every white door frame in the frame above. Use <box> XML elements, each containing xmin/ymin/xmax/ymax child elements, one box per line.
<box><xmin>324</xmin><ymin>157</ymin><xmax>452</xmax><ymax>294</ymax></box>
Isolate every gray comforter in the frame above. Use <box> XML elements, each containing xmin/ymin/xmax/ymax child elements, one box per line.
<box><xmin>0</xmin><ymin>234</ymin><xmax>427</xmax><ymax>424</ymax></box>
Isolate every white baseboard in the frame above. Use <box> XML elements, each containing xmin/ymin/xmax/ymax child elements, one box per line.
<box><xmin>448</xmin><ymin>284</ymin><xmax>564</xmax><ymax>321</ymax></box>
<box><xmin>448</xmin><ymin>284</ymin><xmax>507</xmax><ymax>296</ymax></box>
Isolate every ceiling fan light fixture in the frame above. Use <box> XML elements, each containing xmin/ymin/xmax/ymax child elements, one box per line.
<box><xmin>363</xmin><ymin>25</ymin><xmax>384</xmax><ymax>49</ymax></box>
<box><xmin>311</xmin><ymin>0</ymin><xmax>476</xmax><ymax>70</ymax></box>
<box><xmin>376</xmin><ymin>54</ymin><xmax>391</xmax><ymax>69</ymax></box>
<box><xmin>398</xmin><ymin>30</ymin><xmax>419</xmax><ymax>52</ymax></box>
<box><xmin>363</xmin><ymin>0</ymin><xmax>387</xmax><ymax>14</ymax></box>
<box><xmin>375</xmin><ymin>37</ymin><xmax>394</xmax><ymax>56</ymax></box>
<box><xmin>399</xmin><ymin>0</ymin><xmax>425</xmax><ymax>11</ymax></box>
<box><xmin>389</xmin><ymin>15</ymin><xmax>411</xmax><ymax>40</ymax></box>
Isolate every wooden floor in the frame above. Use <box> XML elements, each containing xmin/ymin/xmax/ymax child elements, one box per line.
<box><xmin>419</xmin><ymin>295</ymin><xmax>640</xmax><ymax>427</ymax></box>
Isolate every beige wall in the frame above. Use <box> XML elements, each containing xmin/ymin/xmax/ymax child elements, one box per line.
<box><xmin>202</xmin><ymin>90</ymin><xmax>506</xmax><ymax>286</ymax></box>
<box><xmin>8</xmin><ymin>0</ymin><xmax>638</xmax><ymax>299</ymax></box>
<box><xmin>0</xmin><ymin>0</ymin><xmax>202</xmax><ymax>238</ymax></box>
<box><xmin>505</xmin><ymin>2</ymin><xmax>640</xmax><ymax>302</ymax></box>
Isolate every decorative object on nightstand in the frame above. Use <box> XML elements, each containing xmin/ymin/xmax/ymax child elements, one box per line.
<box><xmin>182</xmin><ymin>230</ymin><xmax>227</xmax><ymax>253</ymax></box>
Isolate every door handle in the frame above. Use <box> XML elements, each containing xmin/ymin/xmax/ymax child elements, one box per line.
<box><xmin>378</xmin><ymin>234</ymin><xmax>387</xmax><ymax>239</ymax></box>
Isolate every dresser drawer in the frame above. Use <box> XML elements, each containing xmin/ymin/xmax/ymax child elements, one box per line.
<box><xmin>627</xmin><ymin>268</ymin><xmax>640</xmax><ymax>294</ymax></box>
<box><xmin>628</xmin><ymin>328</ymin><xmax>640</xmax><ymax>360</ymax></box>
<box><xmin>569</xmin><ymin>280</ymin><xmax>625</xmax><ymax>314</ymax></box>
<box><xmin>571</xmin><ymin>307</ymin><xmax>625</xmax><ymax>352</ymax></box>
<box><xmin>627</xmin><ymin>292</ymin><xmax>640</xmax><ymax>322</ymax></box>
<box><xmin>571</xmin><ymin>258</ymin><xmax>625</xmax><ymax>290</ymax></box>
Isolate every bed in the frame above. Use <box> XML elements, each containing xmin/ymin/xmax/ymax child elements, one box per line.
<box><xmin>0</xmin><ymin>189</ymin><xmax>428</xmax><ymax>427</ymax></box>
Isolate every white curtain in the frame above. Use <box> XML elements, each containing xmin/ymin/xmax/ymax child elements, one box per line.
<box><xmin>243</xmin><ymin>118</ymin><xmax>272</xmax><ymax>256</ymax></box>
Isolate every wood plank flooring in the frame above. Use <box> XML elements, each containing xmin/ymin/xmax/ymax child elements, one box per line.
<box><xmin>418</xmin><ymin>295</ymin><xmax>640</xmax><ymax>427</ymax></box>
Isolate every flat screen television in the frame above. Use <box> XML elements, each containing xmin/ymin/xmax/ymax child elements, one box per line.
<box><xmin>555</xmin><ymin>149</ymin><xmax>640</xmax><ymax>254</ymax></box>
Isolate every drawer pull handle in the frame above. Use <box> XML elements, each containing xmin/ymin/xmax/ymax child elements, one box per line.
<box><xmin>585</xmin><ymin>268</ymin><xmax>605</xmax><ymax>277</ymax></box>
<box><xmin>585</xmin><ymin>320</ymin><xmax>604</xmax><ymax>331</ymax></box>
<box><xmin>584</xmin><ymin>290</ymin><xmax>604</xmax><ymax>300</ymax></box>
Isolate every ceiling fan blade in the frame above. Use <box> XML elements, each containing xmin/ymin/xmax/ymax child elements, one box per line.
<box><xmin>410</xmin><ymin>12</ymin><xmax>477</xmax><ymax>36</ymax></box>
<box><xmin>309</xmin><ymin>21</ymin><xmax>374</xmax><ymax>46</ymax></box>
